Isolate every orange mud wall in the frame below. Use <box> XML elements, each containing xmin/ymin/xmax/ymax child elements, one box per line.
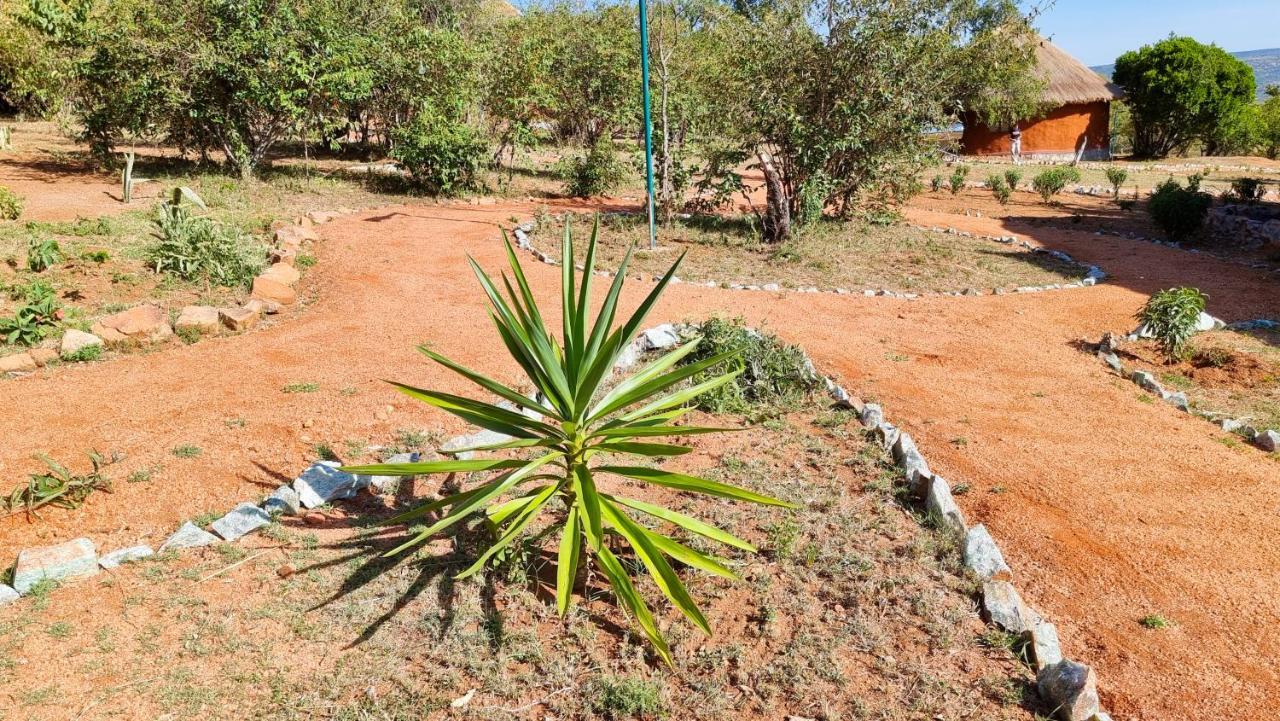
<box><xmin>961</xmin><ymin>102</ymin><xmax>1111</xmax><ymax>159</ymax></box>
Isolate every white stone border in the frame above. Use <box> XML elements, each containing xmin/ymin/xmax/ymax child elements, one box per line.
<box><xmin>1095</xmin><ymin>331</ymin><xmax>1280</xmax><ymax>453</ymax></box>
<box><xmin>510</xmin><ymin>216</ymin><xmax>1108</xmax><ymax>299</ymax></box>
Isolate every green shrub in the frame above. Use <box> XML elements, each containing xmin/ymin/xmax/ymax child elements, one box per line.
<box><xmin>337</xmin><ymin>221</ymin><xmax>794</xmax><ymax>664</ymax></box>
<box><xmin>1105</xmin><ymin>167</ymin><xmax>1129</xmax><ymax>198</ymax></box>
<box><xmin>1003</xmin><ymin>169</ymin><xmax>1022</xmax><ymax>191</ymax></box>
<box><xmin>590</xmin><ymin>675</ymin><xmax>664</xmax><ymax>719</ymax></box>
<box><xmin>796</xmin><ymin>171</ymin><xmax>833</xmax><ymax>226</ymax></box>
<box><xmin>1137</xmin><ymin>287</ymin><xmax>1207</xmax><ymax>361</ymax></box>
<box><xmin>557</xmin><ymin>138</ymin><xmax>627</xmax><ymax>197</ymax></box>
<box><xmin>26</xmin><ymin>236</ymin><xmax>62</xmax><ymax>272</ymax></box>
<box><xmin>948</xmin><ymin>165</ymin><xmax>970</xmax><ymax>194</ymax></box>
<box><xmin>390</xmin><ymin>112</ymin><xmax>487</xmax><ymax>195</ymax></box>
<box><xmin>147</xmin><ymin>200</ymin><xmax>264</xmax><ymax>287</ymax></box>
<box><xmin>679</xmin><ymin>318</ymin><xmax>820</xmax><ymax>416</ymax></box>
<box><xmin>1229</xmin><ymin>177</ymin><xmax>1265</xmax><ymax>202</ymax></box>
<box><xmin>0</xmin><ymin>186</ymin><xmax>22</xmax><ymax>220</ymax></box>
<box><xmin>986</xmin><ymin>174</ymin><xmax>1010</xmax><ymax>204</ymax></box>
<box><xmin>1147</xmin><ymin>178</ymin><xmax>1212</xmax><ymax>241</ymax></box>
<box><xmin>1031</xmin><ymin>167</ymin><xmax>1081</xmax><ymax>203</ymax></box>
<box><xmin>930</xmin><ymin>175</ymin><xmax>944</xmax><ymax>192</ymax></box>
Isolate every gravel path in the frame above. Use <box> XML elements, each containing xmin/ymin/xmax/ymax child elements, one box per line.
<box><xmin>2</xmin><ymin>199</ymin><xmax>1277</xmax><ymax>719</ymax></box>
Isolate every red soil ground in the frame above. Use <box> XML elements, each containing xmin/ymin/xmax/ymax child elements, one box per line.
<box><xmin>1</xmin><ymin>186</ymin><xmax>1278</xmax><ymax>719</ymax></box>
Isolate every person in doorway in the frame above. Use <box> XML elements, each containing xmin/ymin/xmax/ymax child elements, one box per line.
<box><xmin>1010</xmin><ymin>125</ymin><xmax>1023</xmax><ymax>164</ymax></box>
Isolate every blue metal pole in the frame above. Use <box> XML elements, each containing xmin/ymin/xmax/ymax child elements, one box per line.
<box><xmin>638</xmin><ymin>0</ymin><xmax>657</xmax><ymax>249</ymax></box>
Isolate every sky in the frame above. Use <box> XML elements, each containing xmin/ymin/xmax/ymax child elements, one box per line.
<box><xmin>1033</xmin><ymin>0</ymin><xmax>1278</xmax><ymax>66</ymax></box>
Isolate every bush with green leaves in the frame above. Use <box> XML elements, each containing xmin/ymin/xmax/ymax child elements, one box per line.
<box><xmin>1147</xmin><ymin>178</ymin><xmax>1212</xmax><ymax>241</ymax></box>
<box><xmin>1105</xmin><ymin>167</ymin><xmax>1128</xmax><ymax>199</ymax></box>
<box><xmin>0</xmin><ymin>281</ymin><xmax>60</xmax><ymax>346</ymax></box>
<box><xmin>948</xmin><ymin>165</ymin><xmax>970</xmax><ymax>195</ymax></box>
<box><xmin>677</xmin><ymin>318</ymin><xmax>819</xmax><ymax>417</ymax></box>
<box><xmin>146</xmin><ymin>193</ymin><xmax>263</xmax><ymax>288</ymax></box>
<box><xmin>1003</xmin><ymin>169</ymin><xmax>1022</xmax><ymax>191</ymax></box>
<box><xmin>986</xmin><ymin>174</ymin><xmax>1010</xmax><ymax>204</ymax></box>
<box><xmin>1137</xmin><ymin>287</ymin><xmax>1207</xmax><ymax>361</ymax></box>
<box><xmin>1030</xmin><ymin>166</ymin><xmax>1080</xmax><ymax>203</ymax></box>
<box><xmin>930</xmin><ymin>175</ymin><xmax>944</xmax><ymax>193</ymax></box>
<box><xmin>340</xmin><ymin>220</ymin><xmax>794</xmax><ymax>663</ymax></box>
<box><xmin>0</xmin><ymin>185</ymin><xmax>21</xmax><ymax>220</ymax></box>
<box><xmin>557</xmin><ymin>138</ymin><xmax>628</xmax><ymax>198</ymax></box>
<box><xmin>1229</xmin><ymin>178</ymin><xmax>1265</xmax><ymax>203</ymax></box>
<box><xmin>26</xmin><ymin>236</ymin><xmax>62</xmax><ymax>272</ymax></box>
<box><xmin>390</xmin><ymin>111</ymin><xmax>487</xmax><ymax>195</ymax></box>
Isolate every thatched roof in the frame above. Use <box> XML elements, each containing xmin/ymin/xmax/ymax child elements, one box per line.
<box><xmin>1034</xmin><ymin>37</ymin><xmax>1122</xmax><ymax>106</ymax></box>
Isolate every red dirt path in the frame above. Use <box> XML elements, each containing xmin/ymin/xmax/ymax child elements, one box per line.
<box><xmin>2</xmin><ymin>198</ymin><xmax>1278</xmax><ymax>720</ymax></box>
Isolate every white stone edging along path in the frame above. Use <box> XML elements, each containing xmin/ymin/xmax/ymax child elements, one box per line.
<box><xmin>508</xmin><ymin>217</ymin><xmax>1108</xmax><ymax>300</ymax></box>
<box><xmin>0</xmin><ymin>208</ymin><xmax>347</xmax><ymax>378</ymax></box>
<box><xmin>1094</xmin><ymin>323</ymin><xmax>1280</xmax><ymax>454</ymax></box>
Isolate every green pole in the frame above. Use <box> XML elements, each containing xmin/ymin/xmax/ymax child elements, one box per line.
<box><xmin>638</xmin><ymin>0</ymin><xmax>657</xmax><ymax>249</ymax></box>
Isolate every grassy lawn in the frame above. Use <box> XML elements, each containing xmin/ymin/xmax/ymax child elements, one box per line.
<box><xmin>0</xmin><ymin>404</ymin><xmax>1042</xmax><ymax>720</ymax></box>
<box><xmin>1120</xmin><ymin>328</ymin><xmax>1280</xmax><ymax>436</ymax></box>
<box><xmin>528</xmin><ymin>211</ymin><xmax>1087</xmax><ymax>293</ymax></box>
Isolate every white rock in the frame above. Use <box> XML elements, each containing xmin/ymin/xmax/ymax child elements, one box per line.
<box><xmin>859</xmin><ymin>403</ymin><xmax>884</xmax><ymax>429</ymax></box>
<box><xmin>160</xmin><ymin>522</ymin><xmax>219</xmax><ymax>551</ymax></box>
<box><xmin>99</xmin><ymin>545</ymin><xmax>154</xmax><ymax>569</ymax></box>
<box><xmin>964</xmin><ymin>525</ymin><xmax>1012</xmax><ymax>580</ymax></box>
<box><xmin>1030</xmin><ymin>620</ymin><xmax>1064</xmax><ymax>671</ymax></box>
<box><xmin>1255</xmin><ymin>429</ymin><xmax>1279</xmax><ymax>452</ymax></box>
<box><xmin>0</xmin><ymin>584</ymin><xmax>18</xmax><ymax>606</ymax></box>
<box><xmin>293</xmin><ymin>461</ymin><xmax>364</xmax><ymax>508</ymax></box>
<box><xmin>263</xmin><ymin>485</ymin><xmax>301</xmax><ymax>516</ymax></box>
<box><xmin>60</xmin><ymin>329</ymin><xmax>103</xmax><ymax>356</ymax></box>
<box><xmin>210</xmin><ymin>502</ymin><xmax>271</xmax><ymax>541</ymax></box>
<box><xmin>13</xmin><ymin>538</ymin><xmax>98</xmax><ymax>594</ymax></box>
<box><xmin>982</xmin><ymin>580</ymin><xmax>1038</xmax><ymax>633</ymax></box>
<box><xmin>1194</xmin><ymin>312</ymin><xmax>1225</xmax><ymax>332</ymax></box>
<box><xmin>925</xmin><ymin>475</ymin><xmax>966</xmax><ymax>534</ymax></box>
<box><xmin>640</xmin><ymin>324</ymin><xmax>681</xmax><ymax>351</ymax></box>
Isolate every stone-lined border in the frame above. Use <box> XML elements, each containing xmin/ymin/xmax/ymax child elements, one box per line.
<box><xmin>0</xmin><ymin>209</ymin><xmax>348</xmax><ymax>378</ymax></box>
<box><xmin>510</xmin><ymin>217</ymin><xmax>1108</xmax><ymax>299</ymax></box>
<box><xmin>1094</xmin><ymin>328</ymin><xmax>1280</xmax><ymax>454</ymax></box>
<box><xmin>953</xmin><ymin>156</ymin><xmax>1280</xmax><ymax>180</ymax></box>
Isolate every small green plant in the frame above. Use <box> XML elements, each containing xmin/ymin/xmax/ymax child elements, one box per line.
<box><xmin>121</xmin><ymin>151</ymin><xmax>135</xmax><ymax>203</ymax></box>
<box><xmin>61</xmin><ymin>343</ymin><xmax>102</xmax><ymax>362</ymax></box>
<box><xmin>313</xmin><ymin>443</ymin><xmax>338</xmax><ymax>461</ymax></box>
<box><xmin>948</xmin><ymin>165</ymin><xmax>970</xmax><ymax>194</ymax></box>
<box><xmin>339</xmin><ymin>219</ymin><xmax>793</xmax><ymax>663</ymax></box>
<box><xmin>1193</xmin><ymin>346</ymin><xmax>1233</xmax><ymax>368</ymax></box>
<box><xmin>1104</xmin><ymin>167</ymin><xmax>1128</xmax><ymax>199</ymax></box>
<box><xmin>175</xmin><ymin>326</ymin><xmax>201</xmax><ymax>344</ymax></box>
<box><xmin>679</xmin><ymin>318</ymin><xmax>820</xmax><ymax>416</ymax></box>
<box><xmin>1137</xmin><ymin>287</ymin><xmax>1208</xmax><ymax>361</ymax></box>
<box><xmin>986</xmin><ymin>174</ymin><xmax>1010</xmax><ymax>204</ymax></box>
<box><xmin>1003</xmin><ymin>168</ymin><xmax>1022</xmax><ymax>191</ymax></box>
<box><xmin>283</xmin><ymin>381</ymin><xmax>319</xmax><ymax>393</ymax></box>
<box><xmin>1139</xmin><ymin>613</ymin><xmax>1170</xmax><ymax>629</ymax></box>
<box><xmin>557</xmin><ymin>137</ymin><xmax>627</xmax><ymax>197</ymax></box>
<box><xmin>590</xmin><ymin>675</ymin><xmax>664</xmax><ymax>719</ymax></box>
<box><xmin>0</xmin><ymin>281</ymin><xmax>61</xmax><ymax>346</ymax></box>
<box><xmin>0</xmin><ymin>185</ymin><xmax>22</xmax><ymax>220</ymax></box>
<box><xmin>26</xmin><ymin>236</ymin><xmax>62</xmax><ymax>272</ymax></box>
<box><xmin>147</xmin><ymin>188</ymin><xmax>264</xmax><ymax>288</ymax></box>
<box><xmin>1031</xmin><ymin>166</ymin><xmax>1081</xmax><ymax>203</ymax></box>
<box><xmin>80</xmin><ymin>250</ymin><xmax>110</xmax><ymax>263</ymax></box>
<box><xmin>930</xmin><ymin>175</ymin><xmax>944</xmax><ymax>192</ymax></box>
<box><xmin>3</xmin><ymin>451</ymin><xmax>112</xmax><ymax>519</ymax></box>
<box><xmin>1148</xmin><ymin>178</ymin><xmax>1212</xmax><ymax>241</ymax></box>
<box><xmin>171</xmin><ymin>444</ymin><xmax>202</xmax><ymax>459</ymax></box>
<box><xmin>295</xmin><ymin>253</ymin><xmax>317</xmax><ymax>269</ymax></box>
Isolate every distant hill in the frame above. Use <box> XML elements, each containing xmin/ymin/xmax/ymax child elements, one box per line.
<box><xmin>1091</xmin><ymin>48</ymin><xmax>1280</xmax><ymax>100</ymax></box>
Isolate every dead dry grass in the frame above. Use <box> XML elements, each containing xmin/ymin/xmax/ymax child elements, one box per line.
<box><xmin>0</xmin><ymin>405</ymin><xmax>1046</xmax><ymax>720</ymax></box>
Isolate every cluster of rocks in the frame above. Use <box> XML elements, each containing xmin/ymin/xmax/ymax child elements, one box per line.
<box><xmin>513</xmin><ymin>219</ymin><xmax>1108</xmax><ymax>299</ymax></box>
<box><xmin>1095</xmin><ymin>330</ymin><xmax>1280</xmax><ymax>454</ymax></box>
<box><xmin>1207</xmin><ymin>204</ymin><xmax>1280</xmax><ymax>249</ymax></box>
<box><xmin>0</xmin><ymin>211</ymin><xmax>345</xmax><ymax>378</ymax></box>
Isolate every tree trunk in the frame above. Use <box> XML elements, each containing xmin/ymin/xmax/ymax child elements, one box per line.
<box><xmin>758</xmin><ymin>150</ymin><xmax>791</xmax><ymax>243</ymax></box>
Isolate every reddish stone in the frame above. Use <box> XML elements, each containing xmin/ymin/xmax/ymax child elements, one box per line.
<box><xmin>252</xmin><ymin>276</ymin><xmax>297</xmax><ymax>305</ymax></box>
<box><xmin>260</xmin><ymin>262</ymin><xmax>300</xmax><ymax>286</ymax></box>
<box><xmin>219</xmin><ymin>307</ymin><xmax>259</xmax><ymax>332</ymax></box>
<box><xmin>0</xmin><ymin>352</ymin><xmax>36</xmax><ymax>373</ymax></box>
<box><xmin>91</xmin><ymin>305</ymin><xmax>173</xmax><ymax>345</ymax></box>
<box><xmin>274</xmin><ymin>225</ymin><xmax>319</xmax><ymax>245</ymax></box>
<box><xmin>28</xmin><ymin>348</ymin><xmax>58</xmax><ymax>367</ymax></box>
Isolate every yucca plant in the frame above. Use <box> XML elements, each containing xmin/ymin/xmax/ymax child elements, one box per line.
<box><xmin>341</xmin><ymin>220</ymin><xmax>795</xmax><ymax>663</ymax></box>
<box><xmin>1137</xmin><ymin>286</ymin><xmax>1208</xmax><ymax>362</ymax></box>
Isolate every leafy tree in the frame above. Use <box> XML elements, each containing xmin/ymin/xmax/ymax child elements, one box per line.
<box><xmin>1259</xmin><ymin>85</ymin><xmax>1280</xmax><ymax>160</ymax></box>
<box><xmin>706</xmin><ymin>0</ymin><xmax>1039</xmax><ymax>242</ymax></box>
<box><xmin>1112</xmin><ymin>36</ymin><xmax>1256</xmax><ymax>158</ymax></box>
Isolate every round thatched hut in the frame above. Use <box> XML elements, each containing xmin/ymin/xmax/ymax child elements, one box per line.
<box><xmin>960</xmin><ymin>37</ymin><xmax>1122</xmax><ymax>161</ymax></box>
